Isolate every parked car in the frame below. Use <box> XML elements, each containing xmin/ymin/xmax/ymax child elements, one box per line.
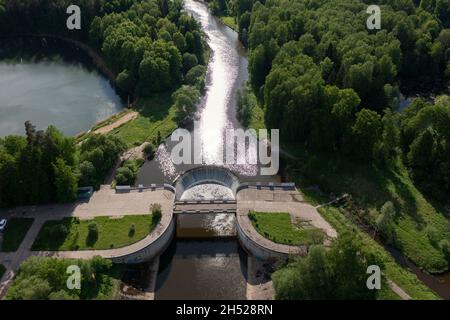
<box><xmin>0</xmin><ymin>219</ymin><xmax>7</xmax><ymax>231</ymax></box>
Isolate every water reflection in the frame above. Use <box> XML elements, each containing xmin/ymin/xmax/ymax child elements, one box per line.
<box><xmin>156</xmin><ymin>239</ymin><xmax>247</xmax><ymax>300</ymax></box>
<box><xmin>0</xmin><ymin>61</ymin><xmax>122</xmax><ymax>136</ymax></box>
<box><xmin>136</xmin><ymin>0</ymin><xmax>269</xmax><ymax>185</ymax></box>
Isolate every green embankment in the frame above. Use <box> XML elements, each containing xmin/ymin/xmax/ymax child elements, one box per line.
<box><xmin>108</xmin><ymin>93</ymin><xmax>178</xmax><ymax>148</ymax></box>
<box><xmin>32</xmin><ymin>215</ymin><xmax>158</xmax><ymax>251</ymax></box>
<box><xmin>287</xmin><ymin>146</ymin><xmax>450</xmax><ymax>274</ymax></box>
<box><xmin>220</xmin><ymin>16</ymin><xmax>238</xmax><ymax>31</ymax></box>
<box><xmin>317</xmin><ymin>205</ymin><xmax>439</xmax><ymax>300</ymax></box>
<box><xmin>249</xmin><ymin>212</ymin><xmax>324</xmax><ymax>245</ymax></box>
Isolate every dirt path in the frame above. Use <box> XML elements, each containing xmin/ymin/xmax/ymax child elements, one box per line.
<box><xmin>93</xmin><ymin>111</ymin><xmax>138</xmax><ymax>135</ymax></box>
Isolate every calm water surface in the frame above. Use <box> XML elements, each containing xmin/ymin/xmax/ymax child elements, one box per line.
<box><xmin>0</xmin><ymin>61</ymin><xmax>122</xmax><ymax>136</ymax></box>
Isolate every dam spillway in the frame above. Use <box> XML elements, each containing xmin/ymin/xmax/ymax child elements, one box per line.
<box><xmin>174</xmin><ymin>166</ymin><xmax>240</xmax><ymax>201</ymax></box>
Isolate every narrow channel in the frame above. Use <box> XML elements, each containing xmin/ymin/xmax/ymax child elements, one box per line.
<box><xmin>149</xmin><ymin>0</ymin><xmax>254</xmax><ymax>300</ymax></box>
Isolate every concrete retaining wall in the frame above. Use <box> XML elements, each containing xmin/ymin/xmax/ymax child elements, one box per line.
<box><xmin>236</xmin><ymin>220</ymin><xmax>305</xmax><ymax>261</ymax></box>
<box><xmin>111</xmin><ymin>217</ymin><xmax>175</xmax><ymax>264</ymax></box>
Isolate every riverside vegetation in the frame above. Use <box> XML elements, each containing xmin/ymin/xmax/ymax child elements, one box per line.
<box><xmin>0</xmin><ymin>0</ymin><xmax>208</xmax><ymax>207</ymax></box>
<box><xmin>217</xmin><ymin>0</ymin><xmax>450</xmax><ymax>299</ymax></box>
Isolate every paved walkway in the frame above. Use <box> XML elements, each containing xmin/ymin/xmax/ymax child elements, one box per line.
<box><xmin>0</xmin><ymin>187</ymin><xmax>174</xmax><ymax>299</ymax></box>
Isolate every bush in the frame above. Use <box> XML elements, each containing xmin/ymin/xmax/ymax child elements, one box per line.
<box><xmin>236</xmin><ymin>85</ymin><xmax>257</xmax><ymax>127</ymax></box>
<box><xmin>376</xmin><ymin>201</ymin><xmax>397</xmax><ymax>244</ymax></box>
<box><xmin>129</xmin><ymin>224</ymin><xmax>136</xmax><ymax>237</ymax></box>
<box><xmin>185</xmin><ymin>65</ymin><xmax>206</xmax><ymax>89</ymax></box>
<box><xmin>115</xmin><ymin>167</ymin><xmax>135</xmax><ymax>186</ymax></box>
<box><xmin>144</xmin><ymin>143</ymin><xmax>156</xmax><ymax>160</ymax></box>
<box><xmin>306</xmin><ymin>229</ymin><xmax>325</xmax><ymax>245</ymax></box>
<box><xmin>151</xmin><ymin>203</ymin><xmax>162</xmax><ymax>223</ymax></box>
<box><xmin>87</xmin><ymin>223</ymin><xmax>98</xmax><ymax>243</ymax></box>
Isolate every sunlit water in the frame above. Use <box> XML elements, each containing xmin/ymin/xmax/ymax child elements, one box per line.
<box><xmin>136</xmin><ymin>0</ymin><xmax>272</xmax><ymax>186</ymax></box>
<box><xmin>0</xmin><ymin>61</ymin><xmax>122</xmax><ymax>136</ymax></box>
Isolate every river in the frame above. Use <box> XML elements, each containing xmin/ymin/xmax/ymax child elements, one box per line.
<box><xmin>136</xmin><ymin>0</ymin><xmax>278</xmax><ymax>187</ymax></box>
<box><xmin>147</xmin><ymin>0</ymin><xmax>259</xmax><ymax>300</ymax></box>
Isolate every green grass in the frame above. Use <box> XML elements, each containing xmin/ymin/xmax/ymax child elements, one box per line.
<box><xmin>220</xmin><ymin>16</ymin><xmax>238</xmax><ymax>31</ymax></box>
<box><xmin>109</xmin><ymin>93</ymin><xmax>178</xmax><ymax>148</ymax></box>
<box><xmin>0</xmin><ymin>264</ymin><xmax>5</xmax><ymax>279</ymax></box>
<box><xmin>32</xmin><ymin>215</ymin><xmax>158</xmax><ymax>251</ymax></box>
<box><xmin>286</xmin><ymin>146</ymin><xmax>450</xmax><ymax>274</ymax></box>
<box><xmin>0</xmin><ymin>218</ymin><xmax>34</xmax><ymax>252</ymax></box>
<box><xmin>318</xmin><ymin>205</ymin><xmax>439</xmax><ymax>300</ymax></box>
<box><xmin>248</xmin><ymin>212</ymin><xmax>325</xmax><ymax>245</ymax></box>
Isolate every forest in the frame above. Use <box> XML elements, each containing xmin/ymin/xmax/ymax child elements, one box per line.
<box><xmin>0</xmin><ymin>0</ymin><xmax>207</xmax><ymax>98</ymax></box>
<box><xmin>0</xmin><ymin>122</ymin><xmax>126</xmax><ymax>207</ymax></box>
<box><xmin>0</xmin><ymin>0</ymin><xmax>209</xmax><ymax>207</ymax></box>
<box><xmin>220</xmin><ymin>0</ymin><xmax>450</xmax><ymax>202</ymax></box>
<box><xmin>217</xmin><ymin>0</ymin><xmax>450</xmax><ymax>295</ymax></box>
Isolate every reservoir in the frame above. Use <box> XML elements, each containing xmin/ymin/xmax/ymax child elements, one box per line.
<box><xmin>0</xmin><ymin>60</ymin><xmax>122</xmax><ymax>136</ymax></box>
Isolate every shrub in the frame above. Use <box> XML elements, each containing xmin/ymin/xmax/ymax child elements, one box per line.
<box><xmin>376</xmin><ymin>201</ymin><xmax>397</xmax><ymax>244</ymax></box>
<box><xmin>151</xmin><ymin>203</ymin><xmax>162</xmax><ymax>223</ymax></box>
<box><xmin>144</xmin><ymin>143</ymin><xmax>156</xmax><ymax>160</ymax></box>
<box><xmin>87</xmin><ymin>223</ymin><xmax>98</xmax><ymax>243</ymax></box>
<box><xmin>115</xmin><ymin>167</ymin><xmax>135</xmax><ymax>185</ymax></box>
<box><xmin>306</xmin><ymin>229</ymin><xmax>325</xmax><ymax>245</ymax></box>
<box><xmin>129</xmin><ymin>224</ymin><xmax>136</xmax><ymax>237</ymax></box>
<box><xmin>236</xmin><ymin>85</ymin><xmax>257</xmax><ymax>127</ymax></box>
<box><xmin>185</xmin><ymin>65</ymin><xmax>206</xmax><ymax>89</ymax></box>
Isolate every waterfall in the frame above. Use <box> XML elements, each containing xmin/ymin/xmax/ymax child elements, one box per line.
<box><xmin>174</xmin><ymin>166</ymin><xmax>240</xmax><ymax>200</ymax></box>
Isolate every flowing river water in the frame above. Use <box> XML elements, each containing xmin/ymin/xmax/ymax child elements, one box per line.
<box><xmin>1</xmin><ymin>0</ymin><xmax>447</xmax><ymax>300</ymax></box>
<box><xmin>142</xmin><ymin>0</ymin><xmax>273</xmax><ymax>299</ymax></box>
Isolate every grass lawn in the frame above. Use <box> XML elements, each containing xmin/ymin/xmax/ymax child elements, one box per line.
<box><xmin>0</xmin><ymin>264</ymin><xmax>5</xmax><ymax>279</ymax></box>
<box><xmin>109</xmin><ymin>93</ymin><xmax>178</xmax><ymax>148</ymax></box>
<box><xmin>248</xmin><ymin>212</ymin><xmax>325</xmax><ymax>245</ymax></box>
<box><xmin>0</xmin><ymin>218</ymin><xmax>34</xmax><ymax>252</ymax></box>
<box><xmin>220</xmin><ymin>16</ymin><xmax>238</xmax><ymax>31</ymax></box>
<box><xmin>286</xmin><ymin>146</ymin><xmax>450</xmax><ymax>274</ymax></box>
<box><xmin>32</xmin><ymin>214</ymin><xmax>158</xmax><ymax>251</ymax></box>
<box><xmin>318</xmin><ymin>205</ymin><xmax>439</xmax><ymax>300</ymax></box>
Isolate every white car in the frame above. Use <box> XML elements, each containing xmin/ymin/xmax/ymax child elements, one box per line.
<box><xmin>0</xmin><ymin>219</ymin><xmax>7</xmax><ymax>231</ymax></box>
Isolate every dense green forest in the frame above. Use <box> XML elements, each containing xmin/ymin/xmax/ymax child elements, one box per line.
<box><xmin>221</xmin><ymin>0</ymin><xmax>450</xmax><ymax>293</ymax></box>
<box><xmin>0</xmin><ymin>0</ymin><xmax>207</xmax><ymax>98</ymax></box>
<box><xmin>273</xmin><ymin>233</ymin><xmax>385</xmax><ymax>299</ymax></box>
<box><xmin>0</xmin><ymin>0</ymin><xmax>209</xmax><ymax>207</ymax></box>
<box><xmin>226</xmin><ymin>0</ymin><xmax>450</xmax><ymax>200</ymax></box>
<box><xmin>6</xmin><ymin>256</ymin><xmax>120</xmax><ymax>300</ymax></box>
<box><xmin>0</xmin><ymin>122</ymin><xmax>125</xmax><ymax>207</ymax></box>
